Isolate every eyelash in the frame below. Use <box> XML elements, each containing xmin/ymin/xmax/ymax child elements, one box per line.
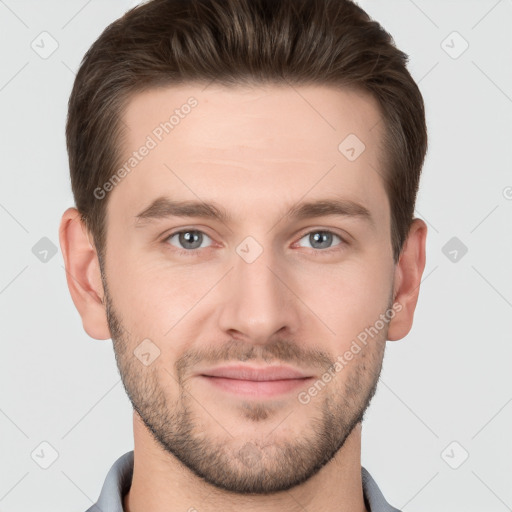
<box><xmin>161</xmin><ymin>228</ymin><xmax>348</xmax><ymax>258</ymax></box>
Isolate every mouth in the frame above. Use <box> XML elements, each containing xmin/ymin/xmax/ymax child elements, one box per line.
<box><xmin>198</xmin><ymin>364</ymin><xmax>314</xmax><ymax>398</ymax></box>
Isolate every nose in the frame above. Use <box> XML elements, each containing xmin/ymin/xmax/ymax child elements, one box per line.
<box><xmin>217</xmin><ymin>242</ymin><xmax>302</xmax><ymax>345</ymax></box>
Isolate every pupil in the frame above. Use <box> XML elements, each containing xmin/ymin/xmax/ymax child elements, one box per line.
<box><xmin>181</xmin><ymin>231</ymin><xmax>201</xmax><ymax>249</ymax></box>
<box><xmin>311</xmin><ymin>231</ymin><xmax>331</xmax><ymax>249</ymax></box>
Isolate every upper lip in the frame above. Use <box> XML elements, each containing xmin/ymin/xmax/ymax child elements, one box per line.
<box><xmin>199</xmin><ymin>365</ymin><xmax>312</xmax><ymax>381</ymax></box>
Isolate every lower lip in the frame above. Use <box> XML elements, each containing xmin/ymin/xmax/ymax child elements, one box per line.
<box><xmin>201</xmin><ymin>376</ymin><xmax>313</xmax><ymax>398</ymax></box>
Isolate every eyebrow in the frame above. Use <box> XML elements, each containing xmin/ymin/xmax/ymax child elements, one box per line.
<box><xmin>134</xmin><ymin>196</ymin><xmax>374</xmax><ymax>228</ymax></box>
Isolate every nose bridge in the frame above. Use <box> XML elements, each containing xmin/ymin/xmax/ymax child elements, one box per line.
<box><xmin>217</xmin><ymin>238</ymin><xmax>298</xmax><ymax>342</ymax></box>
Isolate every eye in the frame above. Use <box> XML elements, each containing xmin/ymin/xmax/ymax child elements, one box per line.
<box><xmin>165</xmin><ymin>230</ymin><xmax>213</xmax><ymax>251</ymax></box>
<box><xmin>296</xmin><ymin>230</ymin><xmax>344</xmax><ymax>251</ymax></box>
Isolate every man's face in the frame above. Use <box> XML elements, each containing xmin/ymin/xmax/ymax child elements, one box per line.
<box><xmin>101</xmin><ymin>83</ymin><xmax>396</xmax><ymax>494</ymax></box>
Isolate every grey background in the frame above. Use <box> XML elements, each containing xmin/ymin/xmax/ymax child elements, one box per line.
<box><xmin>1</xmin><ymin>0</ymin><xmax>511</xmax><ymax>511</ymax></box>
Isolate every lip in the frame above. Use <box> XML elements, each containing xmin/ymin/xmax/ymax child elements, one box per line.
<box><xmin>199</xmin><ymin>364</ymin><xmax>311</xmax><ymax>381</ymax></box>
<box><xmin>198</xmin><ymin>365</ymin><xmax>314</xmax><ymax>398</ymax></box>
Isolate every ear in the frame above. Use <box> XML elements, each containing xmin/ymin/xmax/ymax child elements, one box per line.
<box><xmin>59</xmin><ymin>207</ymin><xmax>111</xmax><ymax>340</ymax></box>
<box><xmin>387</xmin><ymin>218</ymin><xmax>428</xmax><ymax>341</ymax></box>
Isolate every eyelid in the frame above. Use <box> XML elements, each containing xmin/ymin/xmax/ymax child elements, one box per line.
<box><xmin>160</xmin><ymin>226</ymin><xmax>349</xmax><ymax>257</ymax></box>
<box><xmin>160</xmin><ymin>225</ymin><xmax>215</xmax><ymax>241</ymax></box>
<box><xmin>162</xmin><ymin>228</ymin><xmax>216</xmax><ymax>249</ymax></box>
<box><xmin>293</xmin><ymin>229</ymin><xmax>348</xmax><ymax>251</ymax></box>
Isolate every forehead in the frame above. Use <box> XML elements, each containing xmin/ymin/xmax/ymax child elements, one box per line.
<box><xmin>108</xmin><ymin>82</ymin><xmax>388</xmax><ymax>225</ymax></box>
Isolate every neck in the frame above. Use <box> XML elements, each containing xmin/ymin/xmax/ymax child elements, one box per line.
<box><xmin>123</xmin><ymin>413</ymin><xmax>368</xmax><ymax>512</ymax></box>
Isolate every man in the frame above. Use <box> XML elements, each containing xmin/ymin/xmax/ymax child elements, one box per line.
<box><xmin>59</xmin><ymin>0</ymin><xmax>428</xmax><ymax>510</ymax></box>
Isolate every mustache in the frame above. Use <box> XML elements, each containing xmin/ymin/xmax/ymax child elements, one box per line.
<box><xmin>175</xmin><ymin>338</ymin><xmax>333</xmax><ymax>378</ymax></box>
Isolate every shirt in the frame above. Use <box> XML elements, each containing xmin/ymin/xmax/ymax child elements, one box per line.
<box><xmin>85</xmin><ymin>451</ymin><xmax>402</xmax><ymax>512</ymax></box>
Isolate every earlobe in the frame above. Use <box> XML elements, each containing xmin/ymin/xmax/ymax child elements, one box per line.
<box><xmin>387</xmin><ymin>218</ymin><xmax>428</xmax><ymax>341</ymax></box>
<box><xmin>59</xmin><ymin>207</ymin><xmax>111</xmax><ymax>340</ymax></box>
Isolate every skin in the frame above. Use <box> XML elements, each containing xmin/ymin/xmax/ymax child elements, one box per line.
<box><xmin>59</xmin><ymin>83</ymin><xmax>427</xmax><ymax>512</ymax></box>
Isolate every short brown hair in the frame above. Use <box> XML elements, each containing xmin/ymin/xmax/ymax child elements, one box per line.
<box><xmin>66</xmin><ymin>0</ymin><xmax>427</xmax><ymax>264</ymax></box>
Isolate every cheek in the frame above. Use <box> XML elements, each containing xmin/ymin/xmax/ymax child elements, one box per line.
<box><xmin>107</xmin><ymin>250</ymin><xmax>212</xmax><ymax>355</ymax></box>
<box><xmin>106</xmin><ymin>250</ymin><xmax>170</xmax><ymax>331</ymax></box>
<box><xmin>295</xmin><ymin>256</ymin><xmax>393</xmax><ymax>341</ymax></box>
